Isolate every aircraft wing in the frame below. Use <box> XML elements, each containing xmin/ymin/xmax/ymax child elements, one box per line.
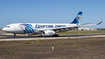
<box><xmin>80</xmin><ymin>21</ymin><xmax>103</xmax><ymax>26</ymax></box>
<box><xmin>38</xmin><ymin>21</ymin><xmax>102</xmax><ymax>32</ymax></box>
<box><xmin>52</xmin><ymin>21</ymin><xmax>103</xmax><ymax>31</ymax></box>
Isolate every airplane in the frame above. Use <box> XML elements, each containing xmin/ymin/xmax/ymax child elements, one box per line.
<box><xmin>2</xmin><ymin>12</ymin><xmax>102</xmax><ymax>38</ymax></box>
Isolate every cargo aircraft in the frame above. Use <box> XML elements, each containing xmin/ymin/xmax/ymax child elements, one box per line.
<box><xmin>2</xmin><ymin>12</ymin><xmax>102</xmax><ymax>38</ymax></box>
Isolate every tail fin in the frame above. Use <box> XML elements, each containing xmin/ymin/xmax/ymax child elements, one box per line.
<box><xmin>71</xmin><ymin>12</ymin><xmax>82</xmax><ymax>24</ymax></box>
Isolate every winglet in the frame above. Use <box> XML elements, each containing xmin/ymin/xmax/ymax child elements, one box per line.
<box><xmin>96</xmin><ymin>21</ymin><xmax>103</xmax><ymax>25</ymax></box>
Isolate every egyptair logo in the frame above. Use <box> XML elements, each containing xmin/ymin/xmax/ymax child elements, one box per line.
<box><xmin>19</xmin><ymin>24</ymin><xmax>34</xmax><ymax>33</ymax></box>
<box><xmin>76</xmin><ymin>17</ymin><xmax>79</xmax><ymax>19</ymax></box>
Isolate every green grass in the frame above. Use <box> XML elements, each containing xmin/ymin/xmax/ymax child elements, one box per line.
<box><xmin>57</xmin><ymin>40</ymin><xmax>61</xmax><ymax>44</ymax></box>
<box><xmin>10</xmin><ymin>51</ymin><xmax>14</xmax><ymax>54</ymax></box>
<box><xmin>6</xmin><ymin>52</ymin><xmax>9</xmax><ymax>55</ymax></box>
<box><xmin>0</xmin><ymin>52</ymin><xmax>1</xmax><ymax>55</ymax></box>
<box><xmin>68</xmin><ymin>36</ymin><xmax>70</xmax><ymax>39</ymax></box>
<box><xmin>37</xmin><ymin>39</ymin><xmax>41</xmax><ymax>43</ymax></box>
<box><xmin>57</xmin><ymin>30</ymin><xmax>105</xmax><ymax>35</ymax></box>
<box><xmin>24</xmin><ymin>41</ymin><xmax>31</xmax><ymax>44</ymax></box>
<box><xmin>73</xmin><ymin>45</ymin><xmax>77</xmax><ymax>48</ymax></box>
<box><xmin>86</xmin><ymin>47</ymin><xmax>88</xmax><ymax>49</ymax></box>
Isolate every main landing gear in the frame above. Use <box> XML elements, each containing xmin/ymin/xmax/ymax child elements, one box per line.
<box><xmin>13</xmin><ymin>33</ymin><xmax>16</xmax><ymax>38</ymax></box>
<box><xmin>52</xmin><ymin>34</ymin><xmax>59</xmax><ymax>37</ymax></box>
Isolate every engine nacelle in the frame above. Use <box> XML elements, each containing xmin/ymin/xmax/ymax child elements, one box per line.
<box><xmin>42</xmin><ymin>30</ymin><xmax>55</xmax><ymax>36</ymax></box>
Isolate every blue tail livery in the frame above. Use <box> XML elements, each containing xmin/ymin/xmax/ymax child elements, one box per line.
<box><xmin>71</xmin><ymin>12</ymin><xmax>82</xmax><ymax>24</ymax></box>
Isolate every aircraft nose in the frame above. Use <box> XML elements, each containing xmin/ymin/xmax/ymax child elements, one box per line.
<box><xmin>2</xmin><ymin>28</ymin><xmax>7</xmax><ymax>31</ymax></box>
<box><xmin>2</xmin><ymin>27</ymin><xmax>12</xmax><ymax>33</ymax></box>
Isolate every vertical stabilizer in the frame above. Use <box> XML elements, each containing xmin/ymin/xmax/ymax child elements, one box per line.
<box><xmin>71</xmin><ymin>12</ymin><xmax>82</xmax><ymax>24</ymax></box>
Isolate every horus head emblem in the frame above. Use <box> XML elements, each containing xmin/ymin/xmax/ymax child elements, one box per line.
<box><xmin>76</xmin><ymin>17</ymin><xmax>79</xmax><ymax>19</ymax></box>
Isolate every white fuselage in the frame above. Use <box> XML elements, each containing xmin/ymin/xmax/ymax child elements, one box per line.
<box><xmin>2</xmin><ymin>23</ymin><xmax>78</xmax><ymax>34</ymax></box>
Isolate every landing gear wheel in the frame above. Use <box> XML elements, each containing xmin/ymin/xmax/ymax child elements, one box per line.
<box><xmin>56</xmin><ymin>34</ymin><xmax>59</xmax><ymax>37</ymax></box>
<box><xmin>52</xmin><ymin>34</ymin><xmax>59</xmax><ymax>37</ymax></box>
<box><xmin>13</xmin><ymin>33</ymin><xmax>16</xmax><ymax>38</ymax></box>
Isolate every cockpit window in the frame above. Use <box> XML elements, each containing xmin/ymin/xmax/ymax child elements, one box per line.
<box><xmin>5</xmin><ymin>26</ymin><xmax>10</xmax><ymax>28</ymax></box>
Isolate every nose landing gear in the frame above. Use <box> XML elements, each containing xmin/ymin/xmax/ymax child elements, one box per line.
<box><xmin>13</xmin><ymin>33</ymin><xmax>16</xmax><ymax>38</ymax></box>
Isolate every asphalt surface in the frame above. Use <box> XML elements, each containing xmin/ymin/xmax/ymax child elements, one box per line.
<box><xmin>0</xmin><ymin>31</ymin><xmax>105</xmax><ymax>41</ymax></box>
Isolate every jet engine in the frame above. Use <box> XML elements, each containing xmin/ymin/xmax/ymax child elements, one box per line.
<box><xmin>42</xmin><ymin>30</ymin><xmax>56</xmax><ymax>36</ymax></box>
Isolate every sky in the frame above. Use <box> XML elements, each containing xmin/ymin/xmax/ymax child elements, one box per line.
<box><xmin>0</xmin><ymin>0</ymin><xmax>105</xmax><ymax>28</ymax></box>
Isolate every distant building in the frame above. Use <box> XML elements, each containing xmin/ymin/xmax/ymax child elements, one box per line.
<box><xmin>78</xmin><ymin>27</ymin><xmax>97</xmax><ymax>31</ymax></box>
